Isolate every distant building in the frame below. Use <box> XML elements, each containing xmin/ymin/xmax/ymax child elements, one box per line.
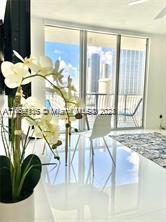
<box><xmin>119</xmin><ymin>50</ymin><xmax>145</xmax><ymax>95</ymax></box>
<box><xmin>102</xmin><ymin>63</ymin><xmax>111</xmax><ymax>78</ymax></box>
<box><xmin>91</xmin><ymin>53</ymin><xmax>100</xmax><ymax>92</ymax></box>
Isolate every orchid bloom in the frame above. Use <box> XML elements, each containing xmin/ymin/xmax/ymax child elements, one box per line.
<box><xmin>34</xmin><ymin>115</ymin><xmax>60</xmax><ymax>145</ymax></box>
<box><xmin>22</xmin><ymin>96</ymin><xmax>43</xmax><ymax>110</ymax></box>
<box><xmin>35</xmin><ymin>56</ymin><xmax>53</xmax><ymax>76</ymax></box>
<box><xmin>1</xmin><ymin>62</ymin><xmax>31</xmax><ymax>88</ymax></box>
<box><xmin>22</xmin><ymin>96</ymin><xmax>44</xmax><ymax>120</ymax></box>
<box><xmin>22</xmin><ymin>97</ymin><xmax>60</xmax><ymax>145</ymax></box>
<box><xmin>13</xmin><ymin>50</ymin><xmax>53</xmax><ymax>76</ymax></box>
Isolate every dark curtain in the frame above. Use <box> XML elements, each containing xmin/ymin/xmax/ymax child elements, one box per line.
<box><xmin>3</xmin><ymin>0</ymin><xmax>31</xmax><ymax>98</ymax></box>
<box><xmin>0</xmin><ymin>20</ymin><xmax>5</xmax><ymax>93</ymax></box>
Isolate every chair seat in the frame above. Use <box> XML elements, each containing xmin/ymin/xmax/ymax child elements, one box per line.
<box><xmin>78</xmin><ymin>130</ymin><xmax>92</xmax><ymax>138</ymax></box>
<box><xmin>71</xmin><ymin>114</ymin><xmax>115</xmax><ymax>170</ymax></box>
<box><xmin>78</xmin><ymin>130</ymin><xmax>108</xmax><ymax>140</ymax></box>
<box><xmin>118</xmin><ymin>111</ymin><xmax>133</xmax><ymax>117</ymax></box>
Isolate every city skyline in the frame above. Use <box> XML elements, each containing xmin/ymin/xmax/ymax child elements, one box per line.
<box><xmin>45</xmin><ymin>41</ymin><xmax>145</xmax><ymax>95</ymax></box>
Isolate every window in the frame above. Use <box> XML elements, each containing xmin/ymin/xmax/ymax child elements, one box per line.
<box><xmin>45</xmin><ymin>26</ymin><xmax>148</xmax><ymax>130</ymax></box>
<box><xmin>45</xmin><ymin>26</ymin><xmax>80</xmax><ymax>131</ymax></box>
<box><xmin>86</xmin><ymin>32</ymin><xmax>117</xmax><ymax>128</ymax></box>
<box><xmin>118</xmin><ymin>37</ymin><xmax>147</xmax><ymax>128</ymax></box>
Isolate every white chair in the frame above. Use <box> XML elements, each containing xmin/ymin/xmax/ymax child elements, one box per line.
<box><xmin>118</xmin><ymin>97</ymin><xmax>143</xmax><ymax>127</ymax></box>
<box><xmin>71</xmin><ymin>114</ymin><xmax>115</xmax><ymax>175</ymax></box>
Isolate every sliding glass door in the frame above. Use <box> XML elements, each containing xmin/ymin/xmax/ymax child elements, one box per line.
<box><xmin>86</xmin><ymin>32</ymin><xmax>117</xmax><ymax>128</ymax></box>
<box><xmin>118</xmin><ymin>36</ymin><xmax>147</xmax><ymax>128</ymax></box>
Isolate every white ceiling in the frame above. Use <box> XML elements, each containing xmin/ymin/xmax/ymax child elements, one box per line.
<box><xmin>31</xmin><ymin>0</ymin><xmax>166</xmax><ymax>35</ymax></box>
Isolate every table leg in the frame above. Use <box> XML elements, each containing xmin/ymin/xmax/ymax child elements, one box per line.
<box><xmin>65</xmin><ymin>126</ymin><xmax>69</xmax><ymax>166</ymax></box>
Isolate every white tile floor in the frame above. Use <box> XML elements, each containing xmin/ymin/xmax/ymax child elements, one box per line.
<box><xmin>32</xmin><ymin>129</ymin><xmax>166</xmax><ymax>222</ymax></box>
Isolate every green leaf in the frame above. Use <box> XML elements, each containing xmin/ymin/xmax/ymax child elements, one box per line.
<box><xmin>20</xmin><ymin>154</ymin><xmax>42</xmax><ymax>199</ymax></box>
<box><xmin>21</xmin><ymin>154</ymin><xmax>41</xmax><ymax>174</ymax></box>
<box><xmin>0</xmin><ymin>156</ymin><xmax>11</xmax><ymax>169</ymax></box>
<box><xmin>21</xmin><ymin>168</ymin><xmax>41</xmax><ymax>199</ymax></box>
<box><xmin>0</xmin><ymin>166</ymin><xmax>12</xmax><ymax>202</ymax></box>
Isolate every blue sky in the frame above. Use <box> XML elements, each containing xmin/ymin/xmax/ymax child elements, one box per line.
<box><xmin>45</xmin><ymin>42</ymin><xmax>113</xmax><ymax>67</ymax></box>
<box><xmin>45</xmin><ymin>42</ymin><xmax>80</xmax><ymax>67</ymax></box>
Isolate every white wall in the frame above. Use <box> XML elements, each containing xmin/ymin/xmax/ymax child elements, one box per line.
<box><xmin>31</xmin><ymin>16</ymin><xmax>45</xmax><ymax>105</ymax></box>
<box><xmin>144</xmin><ymin>35</ymin><xmax>166</xmax><ymax>129</ymax></box>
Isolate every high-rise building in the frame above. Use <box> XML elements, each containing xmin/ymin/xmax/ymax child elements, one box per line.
<box><xmin>91</xmin><ymin>53</ymin><xmax>100</xmax><ymax>92</ymax></box>
<box><xmin>103</xmin><ymin>63</ymin><xmax>111</xmax><ymax>78</ymax></box>
<box><xmin>119</xmin><ymin>49</ymin><xmax>145</xmax><ymax>95</ymax></box>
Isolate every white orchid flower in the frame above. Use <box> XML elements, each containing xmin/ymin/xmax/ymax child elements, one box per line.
<box><xmin>24</xmin><ymin>56</ymin><xmax>53</xmax><ymax>76</ymax></box>
<box><xmin>22</xmin><ymin>97</ymin><xmax>60</xmax><ymax>144</ymax></box>
<box><xmin>38</xmin><ymin>56</ymin><xmax>53</xmax><ymax>75</ymax></box>
<box><xmin>13</xmin><ymin>50</ymin><xmax>25</xmax><ymax>62</ymax></box>
<box><xmin>13</xmin><ymin>50</ymin><xmax>53</xmax><ymax>76</ymax></box>
<box><xmin>13</xmin><ymin>50</ymin><xmax>39</xmax><ymax>73</ymax></box>
<box><xmin>23</xmin><ymin>97</ymin><xmax>43</xmax><ymax>109</ymax></box>
<box><xmin>34</xmin><ymin>115</ymin><xmax>59</xmax><ymax>145</ymax></box>
<box><xmin>1</xmin><ymin>61</ymin><xmax>31</xmax><ymax>88</ymax></box>
<box><xmin>22</xmin><ymin>96</ymin><xmax>44</xmax><ymax>121</ymax></box>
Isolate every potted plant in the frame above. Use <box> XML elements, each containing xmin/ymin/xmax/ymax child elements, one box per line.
<box><xmin>0</xmin><ymin>51</ymin><xmax>80</xmax><ymax>221</ymax></box>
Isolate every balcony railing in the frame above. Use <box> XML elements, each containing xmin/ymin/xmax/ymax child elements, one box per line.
<box><xmin>86</xmin><ymin>93</ymin><xmax>143</xmax><ymax>128</ymax></box>
<box><xmin>45</xmin><ymin>89</ymin><xmax>143</xmax><ymax>129</ymax></box>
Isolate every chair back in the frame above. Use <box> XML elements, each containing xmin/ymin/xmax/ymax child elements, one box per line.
<box><xmin>90</xmin><ymin>114</ymin><xmax>112</xmax><ymax>139</ymax></box>
<box><xmin>118</xmin><ymin>96</ymin><xmax>143</xmax><ymax>116</ymax></box>
<box><xmin>132</xmin><ymin>98</ymin><xmax>143</xmax><ymax>115</ymax></box>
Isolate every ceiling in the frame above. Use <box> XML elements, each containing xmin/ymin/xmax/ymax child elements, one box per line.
<box><xmin>31</xmin><ymin>0</ymin><xmax>166</xmax><ymax>35</ymax></box>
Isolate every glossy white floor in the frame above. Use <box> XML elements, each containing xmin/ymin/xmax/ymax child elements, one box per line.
<box><xmin>32</xmin><ymin>129</ymin><xmax>166</xmax><ymax>222</ymax></box>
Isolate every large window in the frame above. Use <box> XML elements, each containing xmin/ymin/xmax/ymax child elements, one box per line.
<box><xmin>45</xmin><ymin>26</ymin><xmax>80</xmax><ymax>90</ymax></box>
<box><xmin>45</xmin><ymin>26</ymin><xmax>80</xmax><ymax>131</ymax></box>
<box><xmin>86</xmin><ymin>32</ymin><xmax>117</xmax><ymax>128</ymax></box>
<box><xmin>44</xmin><ymin>26</ymin><xmax>148</xmax><ymax>130</ymax></box>
<box><xmin>118</xmin><ymin>37</ymin><xmax>146</xmax><ymax>128</ymax></box>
